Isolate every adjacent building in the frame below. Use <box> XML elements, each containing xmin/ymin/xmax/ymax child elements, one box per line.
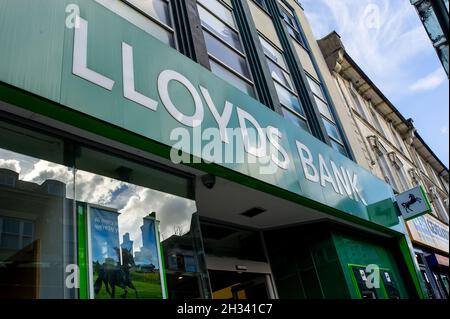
<box><xmin>0</xmin><ymin>0</ymin><xmax>442</xmax><ymax>299</ymax></box>
<box><xmin>319</xmin><ymin>31</ymin><xmax>449</xmax><ymax>299</ymax></box>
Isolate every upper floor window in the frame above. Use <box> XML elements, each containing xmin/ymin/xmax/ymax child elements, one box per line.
<box><xmin>389</xmin><ymin>153</ymin><xmax>411</xmax><ymax>192</ymax></box>
<box><xmin>253</xmin><ymin>0</ymin><xmax>268</xmax><ymax>10</ymax></box>
<box><xmin>277</xmin><ymin>0</ymin><xmax>304</xmax><ymax>45</ymax></box>
<box><xmin>431</xmin><ymin>187</ymin><xmax>449</xmax><ymax>224</ymax></box>
<box><xmin>0</xmin><ymin>217</ymin><xmax>34</xmax><ymax>251</ymax></box>
<box><xmin>389</xmin><ymin>124</ymin><xmax>405</xmax><ymax>153</ymax></box>
<box><xmin>416</xmin><ymin>152</ymin><xmax>428</xmax><ymax>175</ymax></box>
<box><xmin>306</xmin><ymin>75</ymin><xmax>348</xmax><ymax>156</ymax></box>
<box><xmin>350</xmin><ymin>88</ymin><xmax>368</xmax><ymax>121</ymax></box>
<box><xmin>197</xmin><ymin>0</ymin><xmax>256</xmax><ymax>97</ymax></box>
<box><xmin>259</xmin><ymin>35</ymin><xmax>310</xmax><ymax>132</ymax></box>
<box><xmin>122</xmin><ymin>0</ymin><xmax>176</xmax><ymax>47</ymax></box>
<box><xmin>369</xmin><ymin>137</ymin><xmax>399</xmax><ymax>192</ymax></box>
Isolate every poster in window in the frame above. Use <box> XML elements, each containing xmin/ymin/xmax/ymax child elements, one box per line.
<box><xmin>87</xmin><ymin>206</ymin><xmax>164</xmax><ymax>299</ymax></box>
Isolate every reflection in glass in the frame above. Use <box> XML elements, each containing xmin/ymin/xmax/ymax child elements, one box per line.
<box><xmin>268</xmin><ymin>59</ymin><xmax>293</xmax><ymax>90</ymax></box>
<box><xmin>197</xmin><ymin>0</ymin><xmax>235</xmax><ymax>26</ymax></box>
<box><xmin>259</xmin><ymin>36</ymin><xmax>287</xmax><ymax>70</ymax></box>
<box><xmin>331</xmin><ymin>140</ymin><xmax>347</xmax><ymax>156</ymax></box>
<box><xmin>322</xmin><ymin>119</ymin><xmax>341</xmax><ymax>142</ymax></box>
<box><xmin>0</xmin><ymin>121</ymin><xmax>75</xmax><ymax>299</ymax></box>
<box><xmin>282</xmin><ymin>107</ymin><xmax>310</xmax><ymax>133</ymax></box>
<box><xmin>274</xmin><ymin>82</ymin><xmax>304</xmax><ymax>116</ymax></box>
<box><xmin>307</xmin><ymin>76</ymin><xmax>324</xmax><ymax>100</ymax></box>
<box><xmin>121</xmin><ymin>0</ymin><xmax>175</xmax><ymax>47</ymax></box>
<box><xmin>75</xmin><ymin>147</ymin><xmax>210</xmax><ymax>299</ymax></box>
<box><xmin>204</xmin><ymin>31</ymin><xmax>251</xmax><ymax>78</ymax></box>
<box><xmin>198</xmin><ymin>5</ymin><xmax>242</xmax><ymax>51</ymax></box>
<box><xmin>210</xmin><ymin>60</ymin><xmax>255</xmax><ymax>97</ymax></box>
<box><xmin>315</xmin><ymin>96</ymin><xmax>333</xmax><ymax>121</ymax></box>
<box><xmin>123</xmin><ymin>0</ymin><xmax>172</xmax><ymax>26</ymax></box>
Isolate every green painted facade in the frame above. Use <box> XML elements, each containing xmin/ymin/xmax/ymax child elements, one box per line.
<box><xmin>0</xmin><ymin>0</ymin><xmax>427</xmax><ymax>299</ymax></box>
<box><xmin>0</xmin><ymin>0</ymin><xmax>400</xmax><ymax>228</ymax></box>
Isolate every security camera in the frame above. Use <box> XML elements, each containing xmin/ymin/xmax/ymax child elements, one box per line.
<box><xmin>201</xmin><ymin>174</ymin><xmax>216</xmax><ymax>189</ymax></box>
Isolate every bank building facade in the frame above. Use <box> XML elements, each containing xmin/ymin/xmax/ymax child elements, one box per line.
<box><xmin>0</xmin><ymin>0</ymin><xmax>447</xmax><ymax>299</ymax></box>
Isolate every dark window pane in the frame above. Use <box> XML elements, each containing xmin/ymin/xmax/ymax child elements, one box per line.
<box><xmin>259</xmin><ymin>36</ymin><xmax>287</xmax><ymax>70</ymax></box>
<box><xmin>204</xmin><ymin>31</ymin><xmax>251</xmax><ymax>78</ymax></box>
<box><xmin>267</xmin><ymin>59</ymin><xmax>293</xmax><ymax>89</ymax></box>
<box><xmin>210</xmin><ymin>60</ymin><xmax>255</xmax><ymax>97</ymax></box>
<box><xmin>275</xmin><ymin>82</ymin><xmax>304</xmax><ymax>116</ymax></box>
<box><xmin>2</xmin><ymin>234</ymin><xmax>19</xmax><ymax>250</ymax></box>
<box><xmin>197</xmin><ymin>0</ymin><xmax>235</xmax><ymax>27</ymax></box>
<box><xmin>198</xmin><ymin>5</ymin><xmax>242</xmax><ymax>51</ymax></box>
<box><xmin>3</xmin><ymin>219</ymin><xmax>20</xmax><ymax>234</ymax></box>
<box><xmin>0</xmin><ymin>120</ymin><xmax>75</xmax><ymax>299</ymax></box>
<box><xmin>331</xmin><ymin>140</ymin><xmax>348</xmax><ymax>156</ymax></box>
<box><xmin>307</xmin><ymin>76</ymin><xmax>325</xmax><ymax>100</ymax></box>
<box><xmin>315</xmin><ymin>96</ymin><xmax>333</xmax><ymax>121</ymax></box>
<box><xmin>323</xmin><ymin>119</ymin><xmax>342</xmax><ymax>142</ymax></box>
<box><xmin>123</xmin><ymin>0</ymin><xmax>172</xmax><ymax>26</ymax></box>
<box><xmin>282</xmin><ymin>107</ymin><xmax>310</xmax><ymax>132</ymax></box>
<box><xmin>23</xmin><ymin>222</ymin><xmax>33</xmax><ymax>236</ymax></box>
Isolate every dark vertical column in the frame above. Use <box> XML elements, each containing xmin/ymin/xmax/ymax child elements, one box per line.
<box><xmin>171</xmin><ymin>0</ymin><xmax>210</xmax><ymax>69</ymax></box>
<box><xmin>233</xmin><ymin>0</ymin><xmax>282</xmax><ymax>112</ymax></box>
<box><xmin>265</xmin><ymin>0</ymin><xmax>328</xmax><ymax>143</ymax></box>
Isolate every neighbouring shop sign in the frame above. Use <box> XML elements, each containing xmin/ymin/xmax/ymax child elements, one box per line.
<box><xmin>396</xmin><ymin>186</ymin><xmax>431</xmax><ymax>220</ymax></box>
<box><xmin>0</xmin><ymin>0</ymin><xmax>400</xmax><ymax>228</ymax></box>
<box><xmin>406</xmin><ymin>214</ymin><xmax>449</xmax><ymax>254</ymax></box>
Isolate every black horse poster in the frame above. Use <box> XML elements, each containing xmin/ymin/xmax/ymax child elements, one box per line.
<box><xmin>88</xmin><ymin>206</ymin><xmax>165</xmax><ymax>299</ymax></box>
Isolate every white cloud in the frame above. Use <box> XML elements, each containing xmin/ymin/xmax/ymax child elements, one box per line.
<box><xmin>301</xmin><ymin>0</ymin><xmax>432</xmax><ymax>94</ymax></box>
<box><xmin>0</xmin><ymin>159</ymin><xmax>21</xmax><ymax>173</ymax></box>
<box><xmin>409</xmin><ymin>68</ymin><xmax>446</xmax><ymax>92</ymax></box>
<box><xmin>441</xmin><ymin>126</ymin><xmax>448</xmax><ymax>135</ymax></box>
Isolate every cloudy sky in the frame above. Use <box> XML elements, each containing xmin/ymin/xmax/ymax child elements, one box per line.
<box><xmin>301</xmin><ymin>0</ymin><xmax>449</xmax><ymax>166</ymax></box>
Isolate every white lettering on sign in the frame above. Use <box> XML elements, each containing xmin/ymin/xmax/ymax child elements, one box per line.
<box><xmin>73</xmin><ymin>16</ymin><xmax>115</xmax><ymax>90</ymax></box>
<box><xmin>296</xmin><ymin>142</ymin><xmax>367</xmax><ymax>205</ymax></box>
<box><xmin>122</xmin><ymin>42</ymin><xmax>158</xmax><ymax>110</ymax></box>
<box><xmin>71</xmin><ymin>15</ymin><xmax>368</xmax><ymax>206</ymax></box>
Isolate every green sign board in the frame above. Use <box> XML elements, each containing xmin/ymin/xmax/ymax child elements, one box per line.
<box><xmin>0</xmin><ymin>0</ymin><xmax>399</xmax><ymax>228</ymax></box>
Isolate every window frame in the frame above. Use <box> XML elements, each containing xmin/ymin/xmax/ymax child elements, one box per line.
<box><xmin>197</xmin><ymin>0</ymin><xmax>256</xmax><ymax>96</ymax></box>
<box><xmin>258</xmin><ymin>33</ymin><xmax>310</xmax><ymax>130</ymax></box>
<box><xmin>121</xmin><ymin>0</ymin><xmax>178</xmax><ymax>48</ymax></box>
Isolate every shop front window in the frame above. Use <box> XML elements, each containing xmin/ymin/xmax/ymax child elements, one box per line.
<box><xmin>0</xmin><ymin>120</ymin><xmax>210</xmax><ymax>299</ymax></box>
<box><xmin>74</xmin><ymin>146</ymin><xmax>210</xmax><ymax>299</ymax></box>
<box><xmin>0</xmin><ymin>120</ymin><xmax>75</xmax><ymax>299</ymax></box>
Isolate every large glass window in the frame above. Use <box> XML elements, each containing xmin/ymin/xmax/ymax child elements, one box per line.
<box><xmin>392</xmin><ymin>161</ymin><xmax>410</xmax><ymax>193</ymax></box>
<box><xmin>306</xmin><ymin>75</ymin><xmax>347</xmax><ymax>156</ymax></box>
<box><xmin>0</xmin><ymin>120</ymin><xmax>210</xmax><ymax>299</ymax></box>
<box><xmin>0</xmin><ymin>120</ymin><xmax>75</xmax><ymax>299</ymax></box>
<box><xmin>277</xmin><ymin>0</ymin><xmax>304</xmax><ymax>45</ymax></box>
<box><xmin>122</xmin><ymin>0</ymin><xmax>176</xmax><ymax>48</ymax></box>
<box><xmin>391</xmin><ymin>127</ymin><xmax>405</xmax><ymax>153</ymax></box>
<box><xmin>74</xmin><ymin>147</ymin><xmax>210</xmax><ymax>299</ymax></box>
<box><xmin>370</xmin><ymin>109</ymin><xmax>386</xmax><ymax>136</ymax></box>
<box><xmin>259</xmin><ymin>35</ymin><xmax>310</xmax><ymax>132</ymax></box>
<box><xmin>375</xmin><ymin>147</ymin><xmax>399</xmax><ymax>193</ymax></box>
<box><xmin>350</xmin><ymin>89</ymin><xmax>368</xmax><ymax>121</ymax></box>
<box><xmin>197</xmin><ymin>0</ymin><xmax>256</xmax><ymax>97</ymax></box>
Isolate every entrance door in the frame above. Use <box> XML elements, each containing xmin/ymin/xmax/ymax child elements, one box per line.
<box><xmin>205</xmin><ymin>255</ymin><xmax>276</xmax><ymax>300</ymax></box>
<box><xmin>199</xmin><ymin>221</ymin><xmax>277</xmax><ymax>299</ymax></box>
<box><xmin>209</xmin><ymin>270</ymin><xmax>270</xmax><ymax>299</ymax></box>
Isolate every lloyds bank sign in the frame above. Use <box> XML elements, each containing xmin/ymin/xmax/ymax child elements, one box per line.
<box><xmin>0</xmin><ymin>0</ymin><xmax>399</xmax><ymax>227</ymax></box>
